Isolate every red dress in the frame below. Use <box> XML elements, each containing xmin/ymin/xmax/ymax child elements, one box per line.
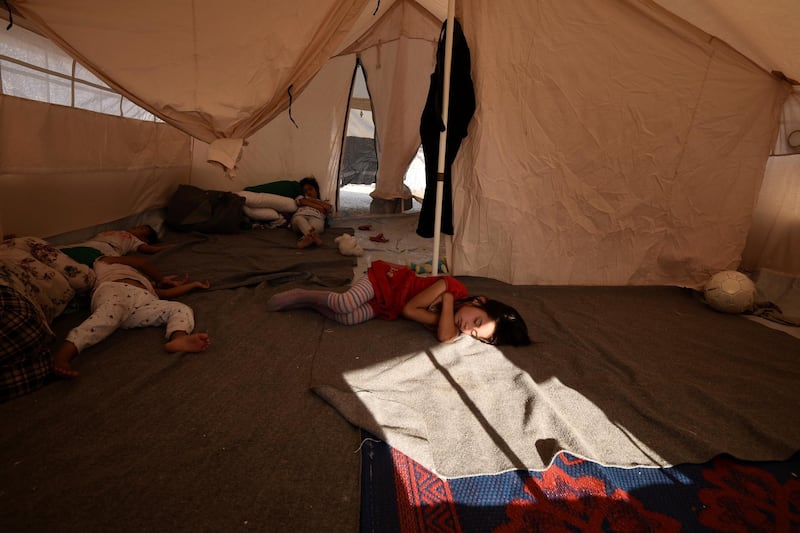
<box><xmin>366</xmin><ymin>260</ymin><xmax>468</xmax><ymax>320</ymax></box>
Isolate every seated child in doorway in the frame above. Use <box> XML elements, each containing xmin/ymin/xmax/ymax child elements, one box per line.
<box><xmin>291</xmin><ymin>177</ymin><xmax>332</xmax><ymax>249</ymax></box>
<box><xmin>52</xmin><ymin>255</ymin><xmax>211</xmax><ymax>378</ymax></box>
<box><xmin>267</xmin><ymin>260</ymin><xmax>531</xmax><ymax>346</ymax></box>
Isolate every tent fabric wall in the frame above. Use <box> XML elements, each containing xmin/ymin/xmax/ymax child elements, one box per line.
<box><xmin>451</xmin><ymin>0</ymin><xmax>788</xmax><ymax>287</ymax></box>
<box><xmin>0</xmin><ymin>94</ymin><xmax>191</xmax><ymax>238</ymax></box>
<box><xmin>742</xmin><ymin>155</ymin><xmax>800</xmax><ymax>274</ymax></box>
<box><xmin>743</xmin><ymin>90</ymin><xmax>800</xmax><ymax>274</ymax></box>
<box><xmin>773</xmin><ymin>90</ymin><xmax>800</xmax><ymax>155</ymax></box>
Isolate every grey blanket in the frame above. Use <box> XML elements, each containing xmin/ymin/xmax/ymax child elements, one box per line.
<box><xmin>0</xmin><ymin>226</ymin><xmax>364</xmax><ymax>532</ymax></box>
<box><xmin>152</xmin><ymin>226</ymin><xmax>356</xmax><ymax>290</ymax></box>
<box><xmin>312</xmin><ymin>281</ymin><xmax>800</xmax><ymax>478</ymax></box>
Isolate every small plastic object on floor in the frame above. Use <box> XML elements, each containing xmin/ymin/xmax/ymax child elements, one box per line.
<box><xmin>369</xmin><ymin>233</ymin><xmax>389</xmax><ymax>243</ymax></box>
<box><xmin>408</xmin><ymin>257</ymin><xmax>448</xmax><ymax>274</ymax></box>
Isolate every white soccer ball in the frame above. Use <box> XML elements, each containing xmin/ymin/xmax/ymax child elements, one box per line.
<box><xmin>703</xmin><ymin>270</ymin><xmax>756</xmax><ymax>314</ymax></box>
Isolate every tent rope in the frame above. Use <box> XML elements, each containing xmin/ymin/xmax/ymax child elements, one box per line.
<box><xmin>4</xmin><ymin>0</ymin><xmax>13</xmax><ymax>30</ymax></box>
<box><xmin>287</xmin><ymin>84</ymin><xmax>299</xmax><ymax>128</ymax></box>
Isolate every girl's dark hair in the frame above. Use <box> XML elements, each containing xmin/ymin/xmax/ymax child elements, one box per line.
<box><xmin>299</xmin><ymin>176</ymin><xmax>320</xmax><ymax>198</ymax></box>
<box><xmin>142</xmin><ymin>225</ymin><xmax>158</xmax><ymax>244</ymax></box>
<box><xmin>458</xmin><ymin>296</ymin><xmax>531</xmax><ymax>347</ymax></box>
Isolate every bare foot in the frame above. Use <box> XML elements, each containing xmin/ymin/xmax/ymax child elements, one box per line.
<box><xmin>310</xmin><ymin>228</ymin><xmax>323</xmax><ymax>246</ymax></box>
<box><xmin>297</xmin><ymin>234</ymin><xmax>314</xmax><ymax>249</ymax></box>
<box><xmin>52</xmin><ymin>342</ymin><xmax>79</xmax><ymax>379</ymax></box>
<box><xmin>52</xmin><ymin>364</ymin><xmax>79</xmax><ymax>379</ymax></box>
<box><xmin>165</xmin><ymin>332</ymin><xmax>211</xmax><ymax>353</ymax></box>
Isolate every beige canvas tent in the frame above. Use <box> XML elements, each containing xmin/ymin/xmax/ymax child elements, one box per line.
<box><xmin>1</xmin><ymin>0</ymin><xmax>799</xmax><ymax>286</ymax></box>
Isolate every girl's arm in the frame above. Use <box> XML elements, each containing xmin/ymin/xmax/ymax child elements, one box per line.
<box><xmin>298</xmin><ymin>197</ymin><xmax>332</xmax><ymax>213</ymax></box>
<box><xmin>436</xmin><ymin>291</ymin><xmax>459</xmax><ymax>343</ymax></box>
<box><xmin>137</xmin><ymin>242</ymin><xmax>175</xmax><ymax>254</ymax></box>
<box><xmin>156</xmin><ymin>280</ymin><xmax>210</xmax><ymax>299</ymax></box>
<box><xmin>401</xmin><ymin>279</ymin><xmax>447</xmax><ymax>327</ymax></box>
<box><xmin>401</xmin><ymin>279</ymin><xmax>460</xmax><ymax>342</ymax></box>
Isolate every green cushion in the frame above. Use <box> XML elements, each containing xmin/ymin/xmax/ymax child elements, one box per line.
<box><xmin>59</xmin><ymin>246</ymin><xmax>103</xmax><ymax>267</ymax></box>
<box><xmin>244</xmin><ymin>180</ymin><xmax>302</xmax><ymax>198</ymax></box>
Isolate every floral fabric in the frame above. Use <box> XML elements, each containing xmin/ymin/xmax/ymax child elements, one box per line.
<box><xmin>0</xmin><ymin>237</ymin><xmax>95</xmax><ymax>331</ymax></box>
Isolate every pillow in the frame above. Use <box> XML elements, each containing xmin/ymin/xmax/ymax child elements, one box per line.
<box><xmin>244</xmin><ymin>180</ymin><xmax>302</xmax><ymax>198</ymax></box>
<box><xmin>235</xmin><ymin>190</ymin><xmax>297</xmax><ymax>213</ymax></box>
<box><xmin>0</xmin><ymin>237</ymin><xmax>95</xmax><ymax>325</ymax></box>
<box><xmin>242</xmin><ymin>206</ymin><xmax>281</xmax><ymax>222</ymax></box>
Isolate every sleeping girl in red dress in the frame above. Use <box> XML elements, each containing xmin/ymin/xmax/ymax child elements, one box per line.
<box><xmin>267</xmin><ymin>260</ymin><xmax>530</xmax><ymax>346</ymax></box>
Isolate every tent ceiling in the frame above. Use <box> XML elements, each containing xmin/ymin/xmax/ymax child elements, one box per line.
<box><xmin>346</xmin><ymin>0</ymin><xmax>800</xmax><ymax>84</ymax></box>
<box><xmin>338</xmin><ymin>0</ymin><xmax>446</xmax><ymax>52</ymax></box>
<box><xmin>9</xmin><ymin>1</ymin><xmax>799</xmax><ymax>108</ymax></box>
<box><xmin>651</xmin><ymin>1</ymin><xmax>799</xmax><ymax>83</ymax></box>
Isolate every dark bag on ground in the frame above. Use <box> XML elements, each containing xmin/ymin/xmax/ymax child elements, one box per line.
<box><xmin>166</xmin><ymin>184</ymin><xmax>249</xmax><ymax>233</ymax></box>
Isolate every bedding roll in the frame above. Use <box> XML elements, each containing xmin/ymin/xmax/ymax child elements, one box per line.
<box><xmin>242</xmin><ymin>206</ymin><xmax>281</xmax><ymax>222</ymax></box>
<box><xmin>235</xmin><ymin>191</ymin><xmax>297</xmax><ymax>213</ymax></box>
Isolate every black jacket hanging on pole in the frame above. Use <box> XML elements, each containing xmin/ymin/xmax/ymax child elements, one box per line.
<box><xmin>416</xmin><ymin>18</ymin><xmax>475</xmax><ymax>238</ymax></box>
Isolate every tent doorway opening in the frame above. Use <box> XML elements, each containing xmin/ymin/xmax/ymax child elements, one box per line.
<box><xmin>338</xmin><ymin>64</ymin><xmax>425</xmax><ymax>217</ymax></box>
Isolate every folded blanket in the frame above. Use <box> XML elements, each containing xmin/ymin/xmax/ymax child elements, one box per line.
<box><xmin>314</xmin><ymin>336</ymin><xmax>667</xmax><ymax>478</ymax></box>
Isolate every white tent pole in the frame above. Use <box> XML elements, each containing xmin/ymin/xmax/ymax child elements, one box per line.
<box><xmin>431</xmin><ymin>0</ymin><xmax>456</xmax><ymax>276</ymax></box>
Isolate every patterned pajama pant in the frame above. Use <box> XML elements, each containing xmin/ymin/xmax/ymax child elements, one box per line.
<box><xmin>66</xmin><ymin>282</ymin><xmax>195</xmax><ymax>353</ymax></box>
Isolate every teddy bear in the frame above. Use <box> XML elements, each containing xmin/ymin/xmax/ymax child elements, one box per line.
<box><xmin>334</xmin><ymin>233</ymin><xmax>364</xmax><ymax>257</ymax></box>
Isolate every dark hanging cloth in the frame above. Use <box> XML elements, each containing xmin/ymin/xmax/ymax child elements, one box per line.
<box><xmin>416</xmin><ymin>18</ymin><xmax>475</xmax><ymax>238</ymax></box>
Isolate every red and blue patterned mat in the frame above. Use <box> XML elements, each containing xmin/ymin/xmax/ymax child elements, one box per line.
<box><xmin>359</xmin><ymin>434</ymin><xmax>800</xmax><ymax>532</ymax></box>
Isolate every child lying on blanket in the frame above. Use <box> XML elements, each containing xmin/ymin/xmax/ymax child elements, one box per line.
<box><xmin>59</xmin><ymin>225</ymin><xmax>174</xmax><ymax>266</ymax></box>
<box><xmin>268</xmin><ymin>260</ymin><xmax>530</xmax><ymax>346</ymax></box>
<box><xmin>52</xmin><ymin>255</ymin><xmax>210</xmax><ymax>378</ymax></box>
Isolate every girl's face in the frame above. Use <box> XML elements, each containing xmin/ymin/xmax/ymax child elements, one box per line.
<box><xmin>454</xmin><ymin>304</ymin><xmax>496</xmax><ymax>343</ymax></box>
<box><xmin>303</xmin><ymin>183</ymin><xmax>319</xmax><ymax>199</ymax></box>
